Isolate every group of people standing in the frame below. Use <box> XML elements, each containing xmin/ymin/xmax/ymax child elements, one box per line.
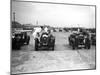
<box><xmin>32</xmin><ymin>26</ymin><xmax>50</xmax><ymax>39</ymax></box>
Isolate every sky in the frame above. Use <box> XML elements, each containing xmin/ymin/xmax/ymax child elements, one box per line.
<box><xmin>12</xmin><ymin>1</ymin><xmax>95</xmax><ymax>28</ymax></box>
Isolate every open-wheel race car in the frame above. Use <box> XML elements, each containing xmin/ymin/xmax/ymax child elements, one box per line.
<box><xmin>68</xmin><ymin>31</ymin><xmax>91</xmax><ymax>50</ymax></box>
<box><xmin>12</xmin><ymin>32</ymin><xmax>30</xmax><ymax>50</ymax></box>
<box><xmin>35</xmin><ymin>32</ymin><xmax>55</xmax><ymax>51</ymax></box>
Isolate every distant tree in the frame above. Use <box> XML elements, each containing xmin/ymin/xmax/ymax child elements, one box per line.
<box><xmin>12</xmin><ymin>21</ymin><xmax>22</xmax><ymax>28</ymax></box>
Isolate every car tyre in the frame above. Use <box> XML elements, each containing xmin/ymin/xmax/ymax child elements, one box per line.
<box><xmin>35</xmin><ymin>38</ymin><xmax>39</xmax><ymax>51</ymax></box>
<box><xmin>85</xmin><ymin>39</ymin><xmax>91</xmax><ymax>49</ymax></box>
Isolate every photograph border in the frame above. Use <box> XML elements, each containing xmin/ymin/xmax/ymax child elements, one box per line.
<box><xmin>10</xmin><ymin>0</ymin><xmax>97</xmax><ymax>74</ymax></box>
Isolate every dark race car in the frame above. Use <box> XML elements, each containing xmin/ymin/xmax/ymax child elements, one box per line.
<box><xmin>68</xmin><ymin>31</ymin><xmax>91</xmax><ymax>50</ymax></box>
<box><xmin>35</xmin><ymin>32</ymin><xmax>55</xmax><ymax>51</ymax></box>
<box><xmin>12</xmin><ymin>32</ymin><xmax>30</xmax><ymax>50</ymax></box>
<box><xmin>91</xmin><ymin>33</ymin><xmax>96</xmax><ymax>46</ymax></box>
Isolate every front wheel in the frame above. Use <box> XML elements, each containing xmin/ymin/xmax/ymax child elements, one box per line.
<box><xmin>15</xmin><ymin>44</ymin><xmax>21</xmax><ymax>50</ymax></box>
<box><xmin>26</xmin><ymin>38</ymin><xmax>30</xmax><ymax>45</ymax></box>
<box><xmin>35</xmin><ymin>38</ymin><xmax>39</xmax><ymax>51</ymax></box>
<box><xmin>72</xmin><ymin>44</ymin><xmax>75</xmax><ymax>50</ymax></box>
<box><xmin>85</xmin><ymin>39</ymin><xmax>91</xmax><ymax>49</ymax></box>
<box><xmin>85</xmin><ymin>43</ymin><xmax>91</xmax><ymax>49</ymax></box>
<box><xmin>51</xmin><ymin>45</ymin><xmax>54</xmax><ymax>51</ymax></box>
<box><xmin>72</xmin><ymin>41</ymin><xmax>77</xmax><ymax>50</ymax></box>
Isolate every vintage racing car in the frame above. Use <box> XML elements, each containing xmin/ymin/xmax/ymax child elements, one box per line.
<box><xmin>68</xmin><ymin>31</ymin><xmax>91</xmax><ymax>50</ymax></box>
<box><xmin>12</xmin><ymin>32</ymin><xmax>30</xmax><ymax>50</ymax></box>
<box><xmin>35</xmin><ymin>32</ymin><xmax>55</xmax><ymax>51</ymax></box>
